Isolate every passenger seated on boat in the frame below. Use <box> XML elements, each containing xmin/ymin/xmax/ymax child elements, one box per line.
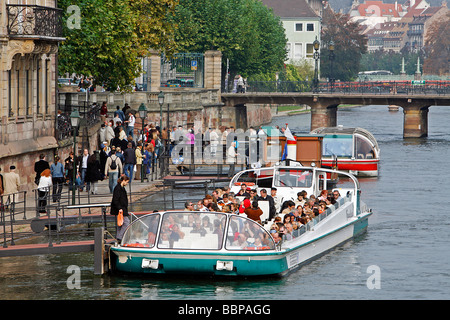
<box><xmin>196</xmin><ymin>200</ymin><xmax>209</xmax><ymax>212</ymax></box>
<box><xmin>303</xmin><ymin>202</ymin><xmax>312</xmax><ymax>216</ymax></box>
<box><xmin>283</xmin><ymin>214</ymin><xmax>292</xmax><ymax>225</ymax></box>
<box><xmin>213</xmin><ymin>219</ymin><xmax>224</xmax><ymax>242</ymax></box>
<box><xmin>269</xmin><ymin>217</ymin><xmax>282</xmax><ymax>232</ymax></box>
<box><xmin>318</xmin><ymin>190</ymin><xmax>328</xmax><ymax>202</ymax></box>
<box><xmin>232</xmin><ymin>233</ymin><xmax>249</xmax><ymax>248</ymax></box>
<box><xmin>236</xmin><ymin>183</ymin><xmax>250</xmax><ymax>197</ymax></box>
<box><xmin>249</xmin><ymin>189</ymin><xmax>258</xmax><ymax>201</ymax></box>
<box><xmin>202</xmin><ymin>216</ymin><xmax>213</xmax><ymax>231</ymax></box>
<box><xmin>231</xmin><ymin>203</ymin><xmax>240</xmax><ymax>214</ymax></box>
<box><xmin>312</xmin><ymin>207</ymin><xmax>320</xmax><ymax>218</ymax></box>
<box><xmin>285</xmin><ymin>222</ymin><xmax>294</xmax><ymax>235</ymax></box>
<box><xmin>218</xmin><ymin>193</ymin><xmax>231</xmax><ymax>207</ymax></box>
<box><xmin>278</xmin><ymin>225</ymin><xmax>292</xmax><ymax>241</ymax></box>
<box><xmin>239</xmin><ymin>196</ymin><xmax>251</xmax><ymax>213</ymax></box>
<box><xmin>244</xmin><ymin>200</ymin><xmax>263</xmax><ymax>225</ymax></box>
<box><xmin>184</xmin><ymin>201</ymin><xmax>194</xmax><ymax>211</ymax></box>
<box><xmin>280</xmin><ymin>200</ymin><xmax>296</xmax><ymax>219</ymax></box>
<box><xmin>318</xmin><ymin>202</ymin><xmax>327</xmax><ymax>214</ymax></box>
<box><xmin>294</xmin><ymin>192</ymin><xmax>306</xmax><ymax>208</ymax></box>
<box><xmin>332</xmin><ymin>190</ymin><xmax>342</xmax><ymax>202</ymax></box>
<box><xmin>190</xmin><ymin>221</ymin><xmax>207</xmax><ymax>237</ymax></box>
<box><xmin>169</xmin><ymin>224</ymin><xmax>185</xmax><ymax>242</ymax></box>
<box><xmin>270</xmin><ymin>229</ymin><xmax>281</xmax><ymax>244</ymax></box>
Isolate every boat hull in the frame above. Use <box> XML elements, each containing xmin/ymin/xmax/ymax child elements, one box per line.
<box><xmin>321</xmin><ymin>159</ymin><xmax>379</xmax><ymax>177</ymax></box>
<box><xmin>111</xmin><ymin>211</ymin><xmax>371</xmax><ymax>277</ymax></box>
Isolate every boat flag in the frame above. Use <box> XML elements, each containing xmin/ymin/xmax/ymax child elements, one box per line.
<box><xmin>284</xmin><ymin>124</ymin><xmax>295</xmax><ymax>142</ymax></box>
<box><xmin>281</xmin><ymin>124</ymin><xmax>296</xmax><ymax>161</ymax></box>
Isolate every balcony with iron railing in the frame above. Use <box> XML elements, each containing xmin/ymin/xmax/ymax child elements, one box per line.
<box><xmin>6</xmin><ymin>4</ymin><xmax>64</xmax><ymax>41</ymax></box>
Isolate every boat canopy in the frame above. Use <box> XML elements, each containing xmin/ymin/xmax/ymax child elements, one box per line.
<box><xmin>121</xmin><ymin>211</ymin><xmax>276</xmax><ymax>251</ymax></box>
<box><xmin>311</xmin><ymin>126</ymin><xmax>380</xmax><ymax>160</ymax></box>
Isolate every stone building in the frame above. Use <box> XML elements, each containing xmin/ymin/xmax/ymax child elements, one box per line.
<box><xmin>0</xmin><ymin>0</ymin><xmax>64</xmax><ymax>192</ymax></box>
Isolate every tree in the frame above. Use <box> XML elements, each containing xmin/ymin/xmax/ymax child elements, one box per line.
<box><xmin>423</xmin><ymin>12</ymin><xmax>450</xmax><ymax>75</ymax></box>
<box><xmin>320</xmin><ymin>6</ymin><xmax>367</xmax><ymax>81</ymax></box>
<box><xmin>58</xmin><ymin>0</ymin><xmax>178</xmax><ymax>91</ymax></box>
<box><xmin>169</xmin><ymin>0</ymin><xmax>287</xmax><ymax>81</ymax></box>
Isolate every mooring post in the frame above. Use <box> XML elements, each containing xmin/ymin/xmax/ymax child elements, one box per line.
<box><xmin>94</xmin><ymin>227</ymin><xmax>105</xmax><ymax>275</ymax></box>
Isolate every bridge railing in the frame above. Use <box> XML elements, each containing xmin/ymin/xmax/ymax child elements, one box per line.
<box><xmin>245</xmin><ymin>80</ymin><xmax>450</xmax><ymax>95</ymax></box>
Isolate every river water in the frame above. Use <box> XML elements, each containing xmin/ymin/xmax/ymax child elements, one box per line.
<box><xmin>1</xmin><ymin>105</ymin><xmax>450</xmax><ymax>300</ymax></box>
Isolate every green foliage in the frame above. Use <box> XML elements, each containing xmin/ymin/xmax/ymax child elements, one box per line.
<box><xmin>58</xmin><ymin>0</ymin><xmax>178</xmax><ymax>91</ymax></box>
<box><xmin>169</xmin><ymin>0</ymin><xmax>287</xmax><ymax>80</ymax></box>
<box><xmin>359</xmin><ymin>50</ymin><xmax>425</xmax><ymax>75</ymax></box>
<box><xmin>320</xmin><ymin>7</ymin><xmax>367</xmax><ymax>81</ymax></box>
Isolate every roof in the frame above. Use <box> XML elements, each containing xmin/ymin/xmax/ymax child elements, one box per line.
<box><xmin>261</xmin><ymin>0</ymin><xmax>319</xmax><ymax>18</ymax></box>
<box><xmin>353</xmin><ymin>1</ymin><xmax>403</xmax><ymax>17</ymax></box>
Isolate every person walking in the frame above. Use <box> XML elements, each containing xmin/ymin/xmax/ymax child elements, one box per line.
<box><xmin>105</xmin><ymin>149</ymin><xmax>122</xmax><ymax>193</ymax></box>
<box><xmin>3</xmin><ymin>165</ymin><xmax>20</xmax><ymax>197</ymax></box>
<box><xmin>64</xmin><ymin>151</ymin><xmax>76</xmax><ymax>191</ymax></box>
<box><xmin>50</xmin><ymin>156</ymin><xmax>65</xmax><ymax>202</ymax></box>
<box><xmin>135</xmin><ymin>143</ymin><xmax>144</xmax><ymax>180</ymax></box>
<box><xmin>125</xmin><ymin>111</ymin><xmax>135</xmax><ymax>138</ymax></box>
<box><xmin>110</xmin><ymin>175</ymin><xmax>130</xmax><ymax>243</ymax></box>
<box><xmin>123</xmin><ymin>142</ymin><xmax>136</xmax><ymax>181</ymax></box>
<box><xmin>86</xmin><ymin>153</ymin><xmax>102</xmax><ymax>194</ymax></box>
<box><xmin>37</xmin><ymin>169</ymin><xmax>52</xmax><ymax>214</ymax></box>
<box><xmin>227</xmin><ymin>141</ymin><xmax>238</xmax><ymax>178</ymax></box>
<box><xmin>105</xmin><ymin>121</ymin><xmax>115</xmax><ymax>145</ymax></box>
<box><xmin>78</xmin><ymin>149</ymin><xmax>89</xmax><ymax>191</ymax></box>
<box><xmin>34</xmin><ymin>154</ymin><xmax>49</xmax><ymax>186</ymax></box>
<box><xmin>0</xmin><ymin>167</ymin><xmax>4</xmax><ymax>196</ymax></box>
<box><xmin>210</xmin><ymin>128</ymin><xmax>219</xmax><ymax>157</ymax></box>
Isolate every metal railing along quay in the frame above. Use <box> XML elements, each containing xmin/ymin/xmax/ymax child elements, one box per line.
<box><xmin>245</xmin><ymin>80</ymin><xmax>450</xmax><ymax>95</ymax></box>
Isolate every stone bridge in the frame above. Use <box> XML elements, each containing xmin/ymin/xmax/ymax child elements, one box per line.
<box><xmin>221</xmin><ymin>92</ymin><xmax>450</xmax><ymax>138</ymax></box>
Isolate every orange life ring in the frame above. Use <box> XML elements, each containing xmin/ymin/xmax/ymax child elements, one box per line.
<box><xmin>234</xmin><ymin>182</ymin><xmax>255</xmax><ymax>186</ymax></box>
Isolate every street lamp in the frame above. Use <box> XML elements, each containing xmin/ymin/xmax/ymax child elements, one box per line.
<box><xmin>329</xmin><ymin>40</ymin><xmax>335</xmax><ymax>93</ymax></box>
<box><xmin>70</xmin><ymin>108</ymin><xmax>80</xmax><ymax>205</ymax></box>
<box><xmin>313</xmin><ymin>36</ymin><xmax>320</xmax><ymax>93</ymax></box>
<box><xmin>158</xmin><ymin>91</ymin><xmax>165</xmax><ymax>130</ymax></box>
<box><xmin>138</xmin><ymin>103</ymin><xmax>148</xmax><ymax>182</ymax></box>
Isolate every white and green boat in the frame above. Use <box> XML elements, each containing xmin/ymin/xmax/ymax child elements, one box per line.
<box><xmin>110</xmin><ymin>166</ymin><xmax>372</xmax><ymax>277</ymax></box>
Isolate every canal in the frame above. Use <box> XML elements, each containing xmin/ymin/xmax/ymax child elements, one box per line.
<box><xmin>1</xmin><ymin>105</ymin><xmax>449</xmax><ymax>300</ymax></box>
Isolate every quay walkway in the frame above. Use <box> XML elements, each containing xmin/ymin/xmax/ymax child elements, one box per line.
<box><xmin>0</xmin><ymin>161</ymin><xmax>236</xmax><ymax>258</ymax></box>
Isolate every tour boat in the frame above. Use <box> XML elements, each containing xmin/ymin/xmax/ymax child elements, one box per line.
<box><xmin>110</xmin><ymin>166</ymin><xmax>372</xmax><ymax>277</ymax></box>
<box><xmin>310</xmin><ymin>126</ymin><xmax>380</xmax><ymax>177</ymax></box>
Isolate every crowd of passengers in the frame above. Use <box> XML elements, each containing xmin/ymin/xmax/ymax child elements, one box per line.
<box><xmin>182</xmin><ymin>184</ymin><xmax>344</xmax><ymax>244</ymax></box>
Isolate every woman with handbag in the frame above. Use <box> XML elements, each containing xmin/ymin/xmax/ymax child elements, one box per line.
<box><xmin>110</xmin><ymin>175</ymin><xmax>129</xmax><ymax>243</ymax></box>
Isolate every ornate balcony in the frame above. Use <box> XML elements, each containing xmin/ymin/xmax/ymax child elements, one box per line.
<box><xmin>6</xmin><ymin>4</ymin><xmax>64</xmax><ymax>41</ymax></box>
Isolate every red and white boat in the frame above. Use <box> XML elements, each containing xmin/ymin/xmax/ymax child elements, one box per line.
<box><xmin>310</xmin><ymin>126</ymin><xmax>380</xmax><ymax>177</ymax></box>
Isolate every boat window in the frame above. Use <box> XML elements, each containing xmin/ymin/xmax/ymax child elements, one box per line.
<box><xmin>232</xmin><ymin>170</ymin><xmax>257</xmax><ymax>187</ymax></box>
<box><xmin>355</xmin><ymin>136</ymin><xmax>375</xmax><ymax>159</ymax></box>
<box><xmin>275</xmin><ymin>169</ymin><xmax>313</xmax><ymax>188</ymax></box>
<box><xmin>322</xmin><ymin>135</ymin><xmax>353</xmax><ymax>158</ymax></box>
<box><xmin>157</xmin><ymin>212</ymin><xmax>226</xmax><ymax>250</ymax></box>
<box><xmin>256</xmin><ymin>168</ymin><xmax>274</xmax><ymax>188</ymax></box>
<box><xmin>121</xmin><ymin>214</ymin><xmax>160</xmax><ymax>248</ymax></box>
<box><xmin>225</xmin><ymin>215</ymin><xmax>275</xmax><ymax>251</ymax></box>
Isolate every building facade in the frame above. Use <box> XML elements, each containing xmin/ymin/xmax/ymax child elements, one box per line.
<box><xmin>0</xmin><ymin>0</ymin><xmax>64</xmax><ymax>191</ymax></box>
<box><xmin>262</xmin><ymin>0</ymin><xmax>322</xmax><ymax>67</ymax></box>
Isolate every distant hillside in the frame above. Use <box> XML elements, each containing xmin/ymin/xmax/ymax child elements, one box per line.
<box><xmin>328</xmin><ymin>0</ymin><xmax>445</xmax><ymax>13</ymax></box>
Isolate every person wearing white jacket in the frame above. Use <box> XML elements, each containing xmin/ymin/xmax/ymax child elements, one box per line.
<box><xmin>37</xmin><ymin>168</ymin><xmax>53</xmax><ymax>214</ymax></box>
